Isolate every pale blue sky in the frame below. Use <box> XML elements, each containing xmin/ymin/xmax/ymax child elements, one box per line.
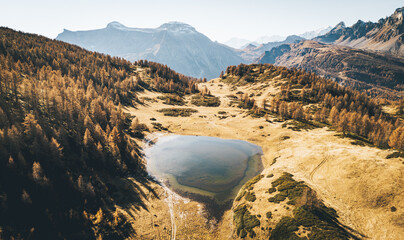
<box><xmin>1</xmin><ymin>0</ymin><xmax>403</xmax><ymax>42</ymax></box>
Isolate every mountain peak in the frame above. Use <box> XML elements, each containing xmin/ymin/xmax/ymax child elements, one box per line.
<box><xmin>106</xmin><ymin>21</ymin><xmax>128</xmax><ymax>30</ymax></box>
<box><xmin>393</xmin><ymin>7</ymin><xmax>404</xmax><ymax>20</ymax></box>
<box><xmin>285</xmin><ymin>35</ymin><xmax>304</xmax><ymax>41</ymax></box>
<box><xmin>335</xmin><ymin>21</ymin><xmax>346</xmax><ymax>29</ymax></box>
<box><xmin>243</xmin><ymin>43</ymin><xmax>257</xmax><ymax>50</ymax></box>
<box><xmin>160</xmin><ymin>21</ymin><xmax>191</xmax><ymax>26</ymax></box>
<box><xmin>158</xmin><ymin>21</ymin><xmax>196</xmax><ymax>33</ymax></box>
<box><xmin>315</xmin><ymin>7</ymin><xmax>404</xmax><ymax>57</ymax></box>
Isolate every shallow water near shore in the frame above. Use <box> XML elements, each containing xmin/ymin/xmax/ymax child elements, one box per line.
<box><xmin>145</xmin><ymin>135</ymin><xmax>263</xmax><ymax>203</ymax></box>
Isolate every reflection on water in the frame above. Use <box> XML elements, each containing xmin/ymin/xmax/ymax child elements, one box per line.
<box><xmin>145</xmin><ymin>135</ymin><xmax>263</xmax><ymax>203</ymax></box>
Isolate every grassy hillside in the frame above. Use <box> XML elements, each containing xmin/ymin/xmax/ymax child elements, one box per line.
<box><xmin>124</xmin><ymin>74</ymin><xmax>403</xmax><ymax>239</ymax></box>
<box><xmin>222</xmin><ymin>63</ymin><xmax>403</xmax><ymax>150</ymax></box>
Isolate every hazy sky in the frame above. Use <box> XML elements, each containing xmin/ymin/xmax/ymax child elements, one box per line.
<box><xmin>1</xmin><ymin>0</ymin><xmax>403</xmax><ymax>42</ymax></box>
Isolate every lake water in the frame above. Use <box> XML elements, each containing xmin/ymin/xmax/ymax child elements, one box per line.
<box><xmin>145</xmin><ymin>135</ymin><xmax>263</xmax><ymax>203</ymax></box>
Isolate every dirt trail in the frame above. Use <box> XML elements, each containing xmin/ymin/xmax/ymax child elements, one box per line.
<box><xmin>309</xmin><ymin>147</ymin><xmax>331</xmax><ymax>180</ymax></box>
<box><xmin>142</xmin><ymin>134</ymin><xmax>177</xmax><ymax>240</ymax></box>
<box><xmin>164</xmin><ymin>187</ymin><xmax>177</xmax><ymax>240</ymax></box>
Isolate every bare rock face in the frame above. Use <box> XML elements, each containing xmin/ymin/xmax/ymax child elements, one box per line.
<box><xmin>56</xmin><ymin>22</ymin><xmax>245</xmax><ymax>79</ymax></box>
<box><xmin>315</xmin><ymin>7</ymin><xmax>404</xmax><ymax>56</ymax></box>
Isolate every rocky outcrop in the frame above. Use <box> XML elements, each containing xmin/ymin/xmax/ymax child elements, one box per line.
<box><xmin>315</xmin><ymin>7</ymin><xmax>404</xmax><ymax>57</ymax></box>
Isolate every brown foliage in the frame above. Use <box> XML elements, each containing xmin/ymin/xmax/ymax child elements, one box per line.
<box><xmin>0</xmin><ymin>27</ymin><xmax>188</xmax><ymax>239</ymax></box>
<box><xmin>225</xmin><ymin>64</ymin><xmax>403</xmax><ymax>149</ymax></box>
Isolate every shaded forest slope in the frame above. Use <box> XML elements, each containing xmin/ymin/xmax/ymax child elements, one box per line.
<box><xmin>0</xmin><ymin>27</ymin><xmax>198</xmax><ymax>240</ymax></box>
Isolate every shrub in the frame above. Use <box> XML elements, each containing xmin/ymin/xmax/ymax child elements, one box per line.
<box><xmin>269</xmin><ymin>172</ymin><xmax>307</xmax><ymax>205</ymax></box>
<box><xmin>268</xmin><ymin>217</ymin><xmax>300</xmax><ymax>240</ymax></box>
<box><xmin>245</xmin><ymin>192</ymin><xmax>257</xmax><ymax>202</ymax></box>
<box><xmin>227</xmin><ymin>94</ymin><xmax>238</xmax><ymax>99</ymax></box>
<box><xmin>277</xmin><ymin>181</ymin><xmax>298</xmax><ymax>191</ymax></box>
<box><xmin>386</xmin><ymin>152</ymin><xmax>404</xmax><ymax>159</ymax></box>
<box><xmin>157</xmin><ymin>108</ymin><xmax>198</xmax><ymax>117</ymax></box>
<box><xmin>282</xmin><ymin>120</ymin><xmax>319</xmax><ymax>131</ymax></box>
<box><xmin>272</xmin><ymin>192</ymin><xmax>287</xmax><ymax>203</ymax></box>
<box><xmin>280</xmin><ymin>136</ymin><xmax>291</xmax><ymax>140</ymax></box>
<box><xmin>272</xmin><ymin>172</ymin><xmax>294</xmax><ymax>187</ymax></box>
<box><xmin>191</xmin><ymin>94</ymin><xmax>220</xmax><ymax>107</ymax></box>
<box><xmin>151</xmin><ymin>122</ymin><xmax>168</xmax><ymax>131</ymax></box>
<box><xmin>233</xmin><ymin>205</ymin><xmax>260</xmax><ymax>237</ymax></box>
<box><xmin>268</xmin><ymin>187</ymin><xmax>277</xmax><ymax>194</ymax></box>
<box><xmin>266</xmin><ymin>211</ymin><xmax>272</xmax><ymax>219</ymax></box>
<box><xmin>235</xmin><ymin>190</ymin><xmax>246</xmax><ymax>201</ymax></box>
<box><xmin>157</xmin><ymin>94</ymin><xmax>186</xmax><ymax>106</ymax></box>
<box><xmin>243</xmin><ymin>174</ymin><xmax>264</xmax><ymax>191</ymax></box>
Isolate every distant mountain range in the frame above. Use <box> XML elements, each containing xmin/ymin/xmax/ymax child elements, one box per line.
<box><xmin>56</xmin><ymin>21</ymin><xmax>245</xmax><ymax>79</ymax></box>
<box><xmin>224</xmin><ymin>35</ymin><xmax>286</xmax><ymax>49</ymax></box>
<box><xmin>255</xmin><ymin>7</ymin><xmax>404</xmax><ymax>99</ymax></box>
<box><xmin>256</xmin><ymin>40</ymin><xmax>404</xmax><ymax>99</ymax></box>
<box><xmin>56</xmin><ymin>21</ymin><xmax>313</xmax><ymax>79</ymax></box>
<box><xmin>240</xmin><ymin>35</ymin><xmax>305</xmax><ymax>62</ymax></box>
<box><xmin>248</xmin><ymin>35</ymin><xmax>305</xmax><ymax>54</ymax></box>
<box><xmin>56</xmin><ymin>6</ymin><xmax>404</xmax><ymax>92</ymax></box>
<box><xmin>223</xmin><ymin>38</ymin><xmax>253</xmax><ymax>49</ymax></box>
<box><xmin>315</xmin><ymin>7</ymin><xmax>404</xmax><ymax>57</ymax></box>
<box><xmin>299</xmin><ymin>26</ymin><xmax>333</xmax><ymax>40</ymax></box>
<box><xmin>223</xmin><ymin>27</ymin><xmax>332</xmax><ymax>49</ymax></box>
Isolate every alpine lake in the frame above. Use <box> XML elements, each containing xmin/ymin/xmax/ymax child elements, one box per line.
<box><xmin>145</xmin><ymin>135</ymin><xmax>263</xmax><ymax>217</ymax></box>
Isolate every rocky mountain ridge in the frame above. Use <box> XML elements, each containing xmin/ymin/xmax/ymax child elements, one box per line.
<box><xmin>256</xmin><ymin>40</ymin><xmax>404</xmax><ymax>99</ymax></box>
<box><xmin>315</xmin><ymin>7</ymin><xmax>404</xmax><ymax>56</ymax></box>
<box><xmin>57</xmin><ymin>21</ymin><xmax>245</xmax><ymax>79</ymax></box>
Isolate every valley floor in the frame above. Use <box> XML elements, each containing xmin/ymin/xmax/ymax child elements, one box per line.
<box><xmin>122</xmin><ymin>79</ymin><xmax>404</xmax><ymax>239</ymax></box>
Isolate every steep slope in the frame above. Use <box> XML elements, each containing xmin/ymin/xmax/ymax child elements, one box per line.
<box><xmin>56</xmin><ymin>21</ymin><xmax>244</xmax><ymax>79</ymax></box>
<box><xmin>256</xmin><ymin>40</ymin><xmax>404</xmax><ymax>99</ymax></box>
<box><xmin>315</xmin><ymin>7</ymin><xmax>404</xmax><ymax>57</ymax></box>
<box><xmin>0</xmin><ymin>27</ymin><xmax>198</xmax><ymax>240</ymax></box>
